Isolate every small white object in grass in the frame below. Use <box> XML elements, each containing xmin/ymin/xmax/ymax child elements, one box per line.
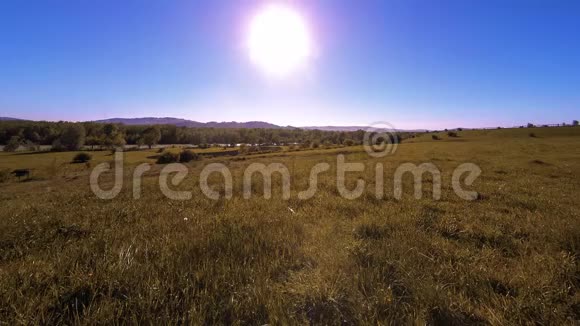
<box><xmin>288</xmin><ymin>207</ymin><xmax>295</xmax><ymax>214</ymax></box>
<box><xmin>184</xmin><ymin>217</ymin><xmax>188</xmax><ymax>221</ymax></box>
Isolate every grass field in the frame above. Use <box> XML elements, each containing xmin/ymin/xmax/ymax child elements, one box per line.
<box><xmin>1</xmin><ymin>127</ymin><xmax>580</xmax><ymax>324</ymax></box>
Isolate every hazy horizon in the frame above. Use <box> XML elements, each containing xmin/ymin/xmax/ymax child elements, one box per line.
<box><xmin>3</xmin><ymin>114</ymin><xmax>575</xmax><ymax>130</ymax></box>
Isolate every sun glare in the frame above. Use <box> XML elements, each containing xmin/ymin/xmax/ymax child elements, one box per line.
<box><xmin>247</xmin><ymin>4</ymin><xmax>312</xmax><ymax>78</ymax></box>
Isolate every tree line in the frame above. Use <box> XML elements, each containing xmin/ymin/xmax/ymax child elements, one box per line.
<box><xmin>0</xmin><ymin>121</ymin><xmax>372</xmax><ymax>151</ymax></box>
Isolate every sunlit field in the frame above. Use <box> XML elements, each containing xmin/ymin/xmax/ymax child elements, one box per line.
<box><xmin>1</xmin><ymin>127</ymin><xmax>580</xmax><ymax>324</ymax></box>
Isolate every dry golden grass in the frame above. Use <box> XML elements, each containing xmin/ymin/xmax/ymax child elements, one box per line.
<box><xmin>1</xmin><ymin>127</ymin><xmax>579</xmax><ymax>324</ymax></box>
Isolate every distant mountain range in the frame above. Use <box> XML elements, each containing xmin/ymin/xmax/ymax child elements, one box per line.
<box><xmin>94</xmin><ymin>118</ymin><xmax>430</xmax><ymax>132</ymax></box>
<box><xmin>94</xmin><ymin>117</ymin><xmax>285</xmax><ymax>129</ymax></box>
<box><xmin>0</xmin><ymin>117</ymin><xmax>26</xmax><ymax>121</ymax></box>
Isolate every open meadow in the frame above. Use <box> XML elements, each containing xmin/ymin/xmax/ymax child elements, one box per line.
<box><xmin>1</xmin><ymin>127</ymin><xmax>580</xmax><ymax>324</ymax></box>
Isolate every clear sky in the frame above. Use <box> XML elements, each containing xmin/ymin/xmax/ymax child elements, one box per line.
<box><xmin>1</xmin><ymin>0</ymin><xmax>579</xmax><ymax>129</ymax></box>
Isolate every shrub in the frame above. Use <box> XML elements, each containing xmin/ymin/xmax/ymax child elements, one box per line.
<box><xmin>157</xmin><ymin>147</ymin><xmax>164</xmax><ymax>153</ymax></box>
<box><xmin>156</xmin><ymin>152</ymin><xmax>178</xmax><ymax>164</ymax></box>
<box><xmin>179</xmin><ymin>150</ymin><xmax>200</xmax><ymax>163</ymax></box>
<box><xmin>312</xmin><ymin>141</ymin><xmax>320</xmax><ymax>149</ymax></box>
<box><xmin>0</xmin><ymin>169</ymin><xmax>10</xmax><ymax>183</ymax></box>
<box><xmin>301</xmin><ymin>140</ymin><xmax>312</xmax><ymax>148</ymax></box>
<box><xmin>447</xmin><ymin>132</ymin><xmax>458</xmax><ymax>137</ymax></box>
<box><xmin>432</xmin><ymin>135</ymin><xmax>441</xmax><ymax>140</ymax></box>
<box><xmin>24</xmin><ymin>140</ymin><xmax>40</xmax><ymax>151</ymax></box>
<box><xmin>72</xmin><ymin>152</ymin><xmax>92</xmax><ymax>163</ymax></box>
<box><xmin>529</xmin><ymin>133</ymin><xmax>537</xmax><ymax>138</ymax></box>
<box><xmin>344</xmin><ymin>139</ymin><xmax>355</xmax><ymax>146</ymax></box>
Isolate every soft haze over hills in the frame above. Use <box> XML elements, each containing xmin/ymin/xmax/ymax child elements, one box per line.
<box><xmin>94</xmin><ymin>117</ymin><xmax>283</xmax><ymax>129</ymax></box>
<box><xmin>1</xmin><ymin>116</ymin><xmax>428</xmax><ymax>132</ymax></box>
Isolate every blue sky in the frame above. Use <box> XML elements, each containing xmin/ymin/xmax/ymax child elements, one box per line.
<box><xmin>1</xmin><ymin>0</ymin><xmax>579</xmax><ymax>129</ymax></box>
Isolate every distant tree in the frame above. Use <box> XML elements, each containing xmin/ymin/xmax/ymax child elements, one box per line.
<box><xmin>344</xmin><ymin>139</ymin><xmax>355</xmax><ymax>146</ymax></box>
<box><xmin>432</xmin><ymin>135</ymin><xmax>441</xmax><ymax>140</ymax></box>
<box><xmin>136</xmin><ymin>137</ymin><xmax>145</xmax><ymax>149</ymax></box>
<box><xmin>51</xmin><ymin>139</ymin><xmax>65</xmax><ymax>152</ymax></box>
<box><xmin>574</xmin><ymin>120</ymin><xmax>579</xmax><ymax>126</ymax></box>
<box><xmin>29</xmin><ymin>131</ymin><xmax>41</xmax><ymax>143</ymax></box>
<box><xmin>95</xmin><ymin>135</ymin><xmax>106</xmax><ymax>149</ymax></box>
<box><xmin>527</xmin><ymin>123</ymin><xmax>535</xmax><ymax>128</ymax></box>
<box><xmin>103</xmin><ymin>136</ymin><xmax>114</xmax><ymax>149</ymax></box>
<box><xmin>143</xmin><ymin>127</ymin><xmax>161</xmax><ymax>149</ymax></box>
<box><xmin>103</xmin><ymin>123</ymin><xmax>118</xmax><ymax>137</ymax></box>
<box><xmin>85</xmin><ymin>135</ymin><xmax>100</xmax><ymax>150</ymax></box>
<box><xmin>457</xmin><ymin>128</ymin><xmax>463</xmax><ymax>131</ymax></box>
<box><xmin>112</xmin><ymin>133</ymin><xmax>126</xmax><ymax>149</ymax></box>
<box><xmin>59</xmin><ymin>124</ymin><xmax>86</xmax><ymax>151</ymax></box>
<box><xmin>4</xmin><ymin>136</ymin><xmax>21</xmax><ymax>152</ymax></box>
<box><xmin>447</xmin><ymin>131</ymin><xmax>458</xmax><ymax>137</ymax></box>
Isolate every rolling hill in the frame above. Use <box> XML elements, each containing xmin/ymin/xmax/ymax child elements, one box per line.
<box><xmin>94</xmin><ymin>117</ymin><xmax>284</xmax><ymax>129</ymax></box>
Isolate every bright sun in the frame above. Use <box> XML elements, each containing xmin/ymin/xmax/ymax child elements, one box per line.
<box><xmin>247</xmin><ymin>4</ymin><xmax>312</xmax><ymax>78</ymax></box>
